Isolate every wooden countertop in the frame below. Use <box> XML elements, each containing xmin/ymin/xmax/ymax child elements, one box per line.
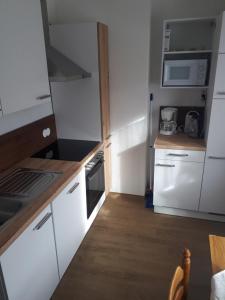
<box><xmin>154</xmin><ymin>134</ymin><xmax>206</xmax><ymax>151</ymax></box>
<box><xmin>0</xmin><ymin>142</ymin><xmax>103</xmax><ymax>255</ymax></box>
<box><xmin>209</xmin><ymin>235</ymin><xmax>225</xmax><ymax>275</ymax></box>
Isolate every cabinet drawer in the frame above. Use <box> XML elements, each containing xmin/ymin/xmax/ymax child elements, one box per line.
<box><xmin>155</xmin><ymin>149</ymin><xmax>205</xmax><ymax>163</ymax></box>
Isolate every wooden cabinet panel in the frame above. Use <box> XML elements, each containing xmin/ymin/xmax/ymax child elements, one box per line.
<box><xmin>98</xmin><ymin>23</ymin><xmax>111</xmax><ymax>196</ymax></box>
<box><xmin>0</xmin><ymin>0</ymin><xmax>51</xmax><ymax>115</ymax></box>
<box><xmin>98</xmin><ymin>23</ymin><xmax>110</xmax><ymax>140</ymax></box>
<box><xmin>0</xmin><ymin>206</ymin><xmax>59</xmax><ymax>300</ymax></box>
<box><xmin>52</xmin><ymin>169</ymin><xmax>87</xmax><ymax>278</ymax></box>
<box><xmin>104</xmin><ymin>140</ymin><xmax>112</xmax><ymax>196</ymax></box>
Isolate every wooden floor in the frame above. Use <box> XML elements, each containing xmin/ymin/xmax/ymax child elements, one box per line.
<box><xmin>52</xmin><ymin>193</ymin><xmax>225</xmax><ymax>300</ymax></box>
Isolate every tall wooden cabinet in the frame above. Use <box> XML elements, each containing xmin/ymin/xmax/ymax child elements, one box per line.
<box><xmin>98</xmin><ymin>23</ymin><xmax>111</xmax><ymax>196</ymax></box>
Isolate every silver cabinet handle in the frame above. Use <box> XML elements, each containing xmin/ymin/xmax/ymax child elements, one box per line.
<box><xmin>33</xmin><ymin>212</ymin><xmax>52</xmax><ymax>231</ymax></box>
<box><xmin>36</xmin><ymin>94</ymin><xmax>51</xmax><ymax>100</ymax></box>
<box><xmin>155</xmin><ymin>163</ymin><xmax>175</xmax><ymax>167</ymax></box>
<box><xmin>106</xmin><ymin>134</ymin><xmax>111</xmax><ymax>140</ymax></box>
<box><xmin>216</xmin><ymin>91</ymin><xmax>225</xmax><ymax>95</ymax></box>
<box><xmin>208</xmin><ymin>156</ymin><xmax>225</xmax><ymax>160</ymax></box>
<box><xmin>167</xmin><ymin>153</ymin><xmax>188</xmax><ymax>157</ymax></box>
<box><xmin>106</xmin><ymin>143</ymin><xmax>112</xmax><ymax>148</ymax></box>
<box><xmin>67</xmin><ymin>182</ymin><xmax>80</xmax><ymax>194</ymax></box>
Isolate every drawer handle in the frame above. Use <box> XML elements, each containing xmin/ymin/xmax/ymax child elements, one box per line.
<box><xmin>216</xmin><ymin>91</ymin><xmax>225</xmax><ymax>95</ymax></box>
<box><xmin>208</xmin><ymin>156</ymin><xmax>225</xmax><ymax>160</ymax></box>
<box><xmin>106</xmin><ymin>134</ymin><xmax>111</xmax><ymax>140</ymax></box>
<box><xmin>67</xmin><ymin>182</ymin><xmax>80</xmax><ymax>194</ymax></box>
<box><xmin>36</xmin><ymin>94</ymin><xmax>51</xmax><ymax>100</ymax></box>
<box><xmin>155</xmin><ymin>163</ymin><xmax>175</xmax><ymax>168</ymax></box>
<box><xmin>33</xmin><ymin>213</ymin><xmax>52</xmax><ymax>231</ymax></box>
<box><xmin>167</xmin><ymin>153</ymin><xmax>188</xmax><ymax>157</ymax></box>
<box><xmin>106</xmin><ymin>143</ymin><xmax>112</xmax><ymax>148</ymax></box>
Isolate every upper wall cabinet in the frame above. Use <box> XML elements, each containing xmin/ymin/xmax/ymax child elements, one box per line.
<box><xmin>218</xmin><ymin>12</ymin><xmax>225</xmax><ymax>53</ymax></box>
<box><xmin>161</xmin><ymin>17</ymin><xmax>216</xmax><ymax>89</ymax></box>
<box><xmin>0</xmin><ymin>0</ymin><xmax>51</xmax><ymax>115</ymax></box>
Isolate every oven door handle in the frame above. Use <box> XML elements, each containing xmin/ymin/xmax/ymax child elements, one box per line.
<box><xmin>87</xmin><ymin>160</ymin><xmax>104</xmax><ymax>181</ymax></box>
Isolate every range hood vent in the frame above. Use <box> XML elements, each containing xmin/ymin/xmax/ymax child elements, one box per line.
<box><xmin>41</xmin><ymin>0</ymin><xmax>91</xmax><ymax>82</ymax></box>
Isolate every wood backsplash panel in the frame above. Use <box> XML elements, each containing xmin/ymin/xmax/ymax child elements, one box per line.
<box><xmin>0</xmin><ymin>115</ymin><xmax>57</xmax><ymax>171</ymax></box>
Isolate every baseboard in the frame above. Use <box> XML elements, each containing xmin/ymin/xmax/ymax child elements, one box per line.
<box><xmin>154</xmin><ymin>206</ymin><xmax>225</xmax><ymax>222</ymax></box>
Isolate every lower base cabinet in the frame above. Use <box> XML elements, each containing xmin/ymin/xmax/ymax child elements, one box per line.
<box><xmin>51</xmin><ymin>168</ymin><xmax>87</xmax><ymax>278</ymax></box>
<box><xmin>154</xmin><ymin>149</ymin><xmax>205</xmax><ymax>211</ymax></box>
<box><xmin>0</xmin><ymin>205</ymin><xmax>59</xmax><ymax>300</ymax></box>
<box><xmin>200</xmin><ymin>157</ymin><xmax>225</xmax><ymax>214</ymax></box>
<box><xmin>153</xmin><ymin>157</ymin><xmax>204</xmax><ymax>211</ymax></box>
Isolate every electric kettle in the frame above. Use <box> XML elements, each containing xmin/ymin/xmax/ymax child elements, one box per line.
<box><xmin>184</xmin><ymin>111</ymin><xmax>199</xmax><ymax>138</ymax></box>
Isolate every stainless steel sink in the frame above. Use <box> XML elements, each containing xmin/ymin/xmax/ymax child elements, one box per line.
<box><xmin>0</xmin><ymin>168</ymin><xmax>62</xmax><ymax>226</ymax></box>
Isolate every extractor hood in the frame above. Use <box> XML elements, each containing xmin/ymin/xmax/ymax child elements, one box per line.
<box><xmin>41</xmin><ymin>0</ymin><xmax>91</xmax><ymax>82</ymax></box>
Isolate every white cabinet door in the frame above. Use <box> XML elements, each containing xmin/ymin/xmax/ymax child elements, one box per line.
<box><xmin>213</xmin><ymin>55</ymin><xmax>225</xmax><ymax>99</ymax></box>
<box><xmin>207</xmin><ymin>100</ymin><xmax>225</xmax><ymax>156</ymax></box>
<box><xmin>0</xmin><ymin>205</ymin><xmax>59</xmax><ymax>300</ymax></box>
<box><xmin>0</xmin><ymin>0</ymin><xmax>51</xmax><ymax>115</ymax></box>
<box><xmin>200</xmin><ymin>157</ymin><xmax>225</xmax><ymax>214</ymax></box>
<box><xmin>52</xmin><ymin>169</ymin><xmax>87</xmax><ymax>278</ymax></box>
<box><xmin>219</xmin><ymin>12</ymin><xmax>225</xmax><ymax>54</ymax></box>
<box><xmin>153</xmin><ymin>159</ymin><xmax>203</xmax><ymax>211</ymax></box>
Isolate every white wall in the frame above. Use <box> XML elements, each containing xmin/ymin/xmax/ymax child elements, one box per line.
<box><xmin>52</xmin><ymin>0</ymin><xmax>151</xmax><ymax>196</ymax></box>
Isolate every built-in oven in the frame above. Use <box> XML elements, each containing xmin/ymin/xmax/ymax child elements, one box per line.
<box><xmin>85</xmin><ymin>151</ymin><xmax>105</xmax><ymax>219</ymax></box>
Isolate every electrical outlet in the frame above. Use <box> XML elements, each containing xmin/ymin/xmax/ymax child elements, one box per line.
<box><xmin>42</xmin><ymin>128</ymin><xmax>51</xmax><ymax>138</ymax></box>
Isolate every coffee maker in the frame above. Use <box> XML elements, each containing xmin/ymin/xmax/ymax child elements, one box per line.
<box><xmin>160</xmin><ymin>107</ymin><xmax>178</xmax><ymax>135</ymax></box>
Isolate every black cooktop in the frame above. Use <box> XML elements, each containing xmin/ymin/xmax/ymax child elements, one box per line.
<box><xmin>32</xmin><ymin>139</ymin><xmax>100</xmax><ymax>162</ymax></box>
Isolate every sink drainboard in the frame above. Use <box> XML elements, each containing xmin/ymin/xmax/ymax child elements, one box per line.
<box><xmin>0</xmin><ymin>168</ymin><xmax>61</xmax><ymax>198</ymax></box>
<box><xmin>0</xmin><ymin>168</ymin><xmax>62</xmax><ymax>227</ymax></box>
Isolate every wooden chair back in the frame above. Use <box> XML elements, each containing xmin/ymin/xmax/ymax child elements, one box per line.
<box><xmin>168</xmin><ymin>248</ymin><xmax>191</xmax><ymax>300</ymax></box>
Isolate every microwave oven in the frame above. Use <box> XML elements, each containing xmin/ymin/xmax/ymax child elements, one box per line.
<box><xmin>163</xmin><ymin>59</ymin><xmax>208</xmax><ymax>86</ymax></box>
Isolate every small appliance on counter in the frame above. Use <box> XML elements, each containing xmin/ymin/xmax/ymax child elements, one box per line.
<box><xmin>160</xmin><ymin>107</ymin><xmax>178</xmax><ymax>135</ymax></box>
<box><xmin>159</xmin><ymin>106</ymin><xmax>205</xmax><ymax>138</ymax></box>
<box><xmin>184</xmin><ymin>111</ymin><xmax>200</xmax><ymax>138</ymax></box>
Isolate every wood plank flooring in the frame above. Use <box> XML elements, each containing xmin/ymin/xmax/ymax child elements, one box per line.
<box><xmin>52</xmin><ymin>193</ymin><xmax>225</xmax><ymax>300</ymax></box>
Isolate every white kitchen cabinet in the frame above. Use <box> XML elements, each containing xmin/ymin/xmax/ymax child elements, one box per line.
<box><xmin>51</xmin><ymin>168</ymin><xmax>87</xmax><ymax>278</ymax></box>
<box><xmin>213</xmin><ymin>55</ymin><xmax>225</xmax><ymax>99</ymax></box>
<box><xmin>0</xmin><ymin>0</ymin><xmax>51</xmax><ymax>115</ymax></box>
<box><xmin>200</xmin><ymin>157</ymin><xmax>225</xmax><ymax>214</ymax></box>
<box><xmin>0</xmin><ymin>205</ymin><xmax>59</xmax><ymax>300</ymax></box>
<box><xmin>219</xmin><ymin>12</ymin><xmax>225</xmax><ymax>53</ymax></box>
<box><xmin>207</xmin><ymin>100</ymin><xmax>225</xmax><ymax>156</ymax></box>
<box><xmin>153</xmin><ymin>158</ymin><xmax>204</xmax><ymax>211</ymax></box>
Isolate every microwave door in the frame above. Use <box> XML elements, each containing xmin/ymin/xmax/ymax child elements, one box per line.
<box><xmin>164</xmin><ymin>62</ymin><xmax>192</xmax><ymax>86</ymax></box>
<box><xmin>163</xmin><ymin>59</ymin><xmax>207</xmax><ymax>86</ymax></box>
